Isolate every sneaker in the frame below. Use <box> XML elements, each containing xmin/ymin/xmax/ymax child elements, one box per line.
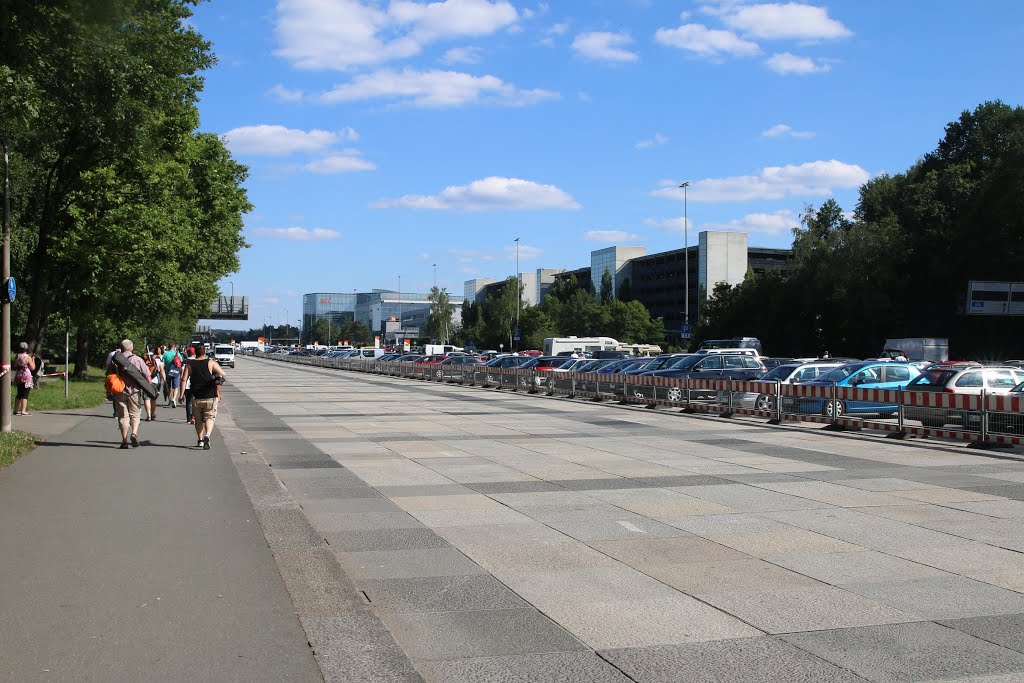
<box><xmin>203</xmin><ymin>436</ymin><xmax>210</xmax><ymax>450</ymax></box>
<box><xmin>197</xmin><ymin>438</ymin><xmax>204</xmax><ymax>447</ymax></box>
<box><xmin>130</xmin><ymin>434</ymin><xmax>140</xmax><ymax>448</ymax></box>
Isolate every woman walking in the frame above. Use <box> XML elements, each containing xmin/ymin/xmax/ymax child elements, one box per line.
<box><xmin>13</xmin><ymin>342</ymin><xmax>35</xmax><ymax>416</ymax></box>
<box><xmin>143</xmin><ymin>350</ymin><xmax>165</xmax><ymax>421</ymax></box>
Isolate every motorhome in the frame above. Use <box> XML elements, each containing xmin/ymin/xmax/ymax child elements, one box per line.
<box><xmin>543</xmin><ymin>337</ymin><xmax>620</xmax><ymax>356</ymax></box>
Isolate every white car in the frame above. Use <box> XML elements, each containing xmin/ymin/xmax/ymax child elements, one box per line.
<box><xmin>213</xmin><ymin>344</ymin><xmax>235</xmax><ymax>368</ymax></box>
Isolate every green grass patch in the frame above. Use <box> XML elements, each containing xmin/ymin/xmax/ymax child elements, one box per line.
<box><xmin>15</xmin><ymin>365</ymin><xmax>109</xmax><ymax>412</ymax></box>
<box><xmin>0</xmin><ymin>431</ymin><xmax>39</xmax><ymax>469</ymax></box>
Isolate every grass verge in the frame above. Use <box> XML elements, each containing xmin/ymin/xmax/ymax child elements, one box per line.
<box><xmin>15</xmin><ymin>365</ymin><xmax>108</xmax><ymax>412</ymax></box>
<box><xmin>0</xmin><ymin>431</ymin><xmax>39</xmax><ymax>469</ymax></box>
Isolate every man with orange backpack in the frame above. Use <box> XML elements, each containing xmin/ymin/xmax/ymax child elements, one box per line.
<box><xmin>104</xmin><ymin>339</ymin><xmax>153</xmax><ymax>449</ymax></box>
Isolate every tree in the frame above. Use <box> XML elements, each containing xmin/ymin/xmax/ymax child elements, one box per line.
<box><xmin>600</xmin><ymin>267</ymin><xmax>614</xmax><ymax>304</ymax></box>
<box><xmin>425</xmin><ymin>286</ymin><xmax>456</xmax><ymax>343</ymax></box>
<box><xmin>2</xmin><ymin>0</ymin><xmax>249</xmax><ymax>374</ymax></box>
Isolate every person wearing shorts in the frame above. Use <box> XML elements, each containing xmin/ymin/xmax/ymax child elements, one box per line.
<box><xmin>179</xmin><ymin>343</ymin><xmax>226</xmax><ymax>450</ymax></box>
<box><xmin>162</xmin><ymin>343</ymin><xmax>182</xmax><ymax>408</ymax></box>
<box><xmin>105</xmin><ymin>339</ymin><xmax>152</xmax><ymax>449</ymax></box>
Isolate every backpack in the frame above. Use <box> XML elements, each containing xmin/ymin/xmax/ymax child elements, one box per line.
<box><xmin>173</xmin><ymin>353</ymin><xmax>182</xmax><ymax>368</ymax></box>
<box><xmin>105</xmin><ymin>372</ymin><xmax>126</xmax><ymax>395</ymax></box>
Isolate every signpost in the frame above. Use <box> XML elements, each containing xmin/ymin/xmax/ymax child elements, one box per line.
<box><xmin>680</xmin><ymin>323</ymin><xmax>693</xmax><ymax>340</ymax></box>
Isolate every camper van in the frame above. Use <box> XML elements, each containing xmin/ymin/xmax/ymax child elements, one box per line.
<box><xmin>543</xmin><ymin>337</ymin><xmax>620</xmax><ymax>356</ymax></box>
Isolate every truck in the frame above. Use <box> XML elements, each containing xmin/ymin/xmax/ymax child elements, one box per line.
<box><xmin>880</xmin><ymin>338</ymin><xmax>949</xmax><ymax>363</ymax></box>
<box><xmin>543</xmin><ymin>337</ymin><xmax>620</xmax><ymax>356</ymax></box>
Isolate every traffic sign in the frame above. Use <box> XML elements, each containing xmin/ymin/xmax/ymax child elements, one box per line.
<box><xmin>680</xmin><ymin>323</ymin><xmax>693</xmax><ymax>340</ymax></box>
<box><xmin>512</xmin><ymin>328</ymin><xmax>521</xmax><ymax>342</ymax></box>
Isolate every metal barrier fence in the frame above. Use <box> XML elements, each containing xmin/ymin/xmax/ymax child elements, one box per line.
<box><xmin>254</xmin><ymin>353</ymin><xmax>1024</xmax><ymax>448</ymax></box>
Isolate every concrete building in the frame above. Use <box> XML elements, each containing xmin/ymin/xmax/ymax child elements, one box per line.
<box><xmin>304</xmin><ymin>290</ymin><xmax>463</xmax><ymax>343</ymax></box>
<box><xmin>590</xmin><ymin>246</ymin><xmax>647</xmax><ymax>299</ymax></box>
<box><xmin>463</xmin><ymin>278</ymin><xmax>495</xmax><ymax>305</ymax></box>
<box><xmin>535</xmin><ymin>268</ymin><xmax>566</xmax><ymax>304</ymax></box>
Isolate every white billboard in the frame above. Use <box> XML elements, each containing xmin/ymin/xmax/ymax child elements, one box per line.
<box><xmin>966</xmin><ymin>281</ymin><xmax>1024</xmax><ymax>316</ymax></box>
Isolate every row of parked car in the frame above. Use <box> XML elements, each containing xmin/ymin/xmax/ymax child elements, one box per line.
<box><xmin>263</xmin><ymin>345</ymin><xmax>1024</xmax><ymax>432</ymax></box>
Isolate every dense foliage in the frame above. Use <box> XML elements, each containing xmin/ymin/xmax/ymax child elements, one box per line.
<box><xmin>1</xmin><ymin>0</ymin><xmax>249</xmax><ymax>375</ymax></box>
<box><xmin>697</xmin><ymin>101</ymin><xmax>1024</xmax><ymax>359</ymax></box>
<box><xmin>457</xmin><ymin>275</ymin><xmax>666</xmax><ymax>351</ymax></box>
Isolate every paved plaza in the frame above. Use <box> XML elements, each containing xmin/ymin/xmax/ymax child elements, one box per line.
<box><xmin>225</xmin><ymin>358</ymin><xmax>1024</xmax><ymax>682</ymax></box>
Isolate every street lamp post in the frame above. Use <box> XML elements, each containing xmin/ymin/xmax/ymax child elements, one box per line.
<box><xmin>514</xmin><ymin>237</ymin><xmax>520</xmax><ymax>351</ymax></box>
<box><xmin>229</xmin><ymin>280</ymin><xmax>234</xmax><ymax>314</ymax></box>
<box><xmin>397</xmin><ymin>274</ymin><xmax>402</xmax><ymax>347</ymax></box>
<box><xmin>679</xmin><ymin>181</ymin><xmax>691</xmax><ymax>326</ymax></box>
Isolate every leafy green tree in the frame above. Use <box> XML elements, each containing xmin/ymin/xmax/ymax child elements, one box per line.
<box><xmin>425</xmin><ymin>286</ymin><xmax>456</xmax><ymax>343</ymax></box>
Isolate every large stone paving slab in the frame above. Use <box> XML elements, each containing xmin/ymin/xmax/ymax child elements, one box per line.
<box><xmin>602</xmin><ymin>637</ymin><xmax>867</xmax><ymax>682</ymax></box>
<box><xmin>781</xmin><ymin>622</ymin><xmax>1024</xmax><ymax>682</ymax></box>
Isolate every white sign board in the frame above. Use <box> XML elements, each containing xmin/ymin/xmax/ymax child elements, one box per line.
<box><xmin>967</xmin><ymin>281</ymin><xmax>1024</xmax><ymax>316</ymax></box>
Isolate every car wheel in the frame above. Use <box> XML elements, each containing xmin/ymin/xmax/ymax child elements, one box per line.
<box><xmin>666</xmin><ymin>387</ymin><xmax>683</xmax><ymax>402</ymax></box>
<box><xmin>755</xmin><ymin>394</ymin><xmax>775</xmax><ymax>412</ymax></box>
<box><xmin>823</xmin><ymin>400</ymin><xmax>845</xmax><ymax>419</ymax></box>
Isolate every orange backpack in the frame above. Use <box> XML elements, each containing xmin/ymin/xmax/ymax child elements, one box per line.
<box><xmin>105</xmin><ymin>372</ymin><xmax>126</xmax><ymax>395</ymax></box>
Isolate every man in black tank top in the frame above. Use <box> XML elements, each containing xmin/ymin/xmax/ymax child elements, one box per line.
<box><xmin>178</xmin><ymin>344</ymin><xmax>227</xmax><ymax>450</ymax></box>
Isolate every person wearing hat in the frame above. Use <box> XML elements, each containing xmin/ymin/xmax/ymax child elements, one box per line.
<box><xmin>12</xmin><ymin>342</ymin><xmax>36</xmax><ymax>416</ymax></box>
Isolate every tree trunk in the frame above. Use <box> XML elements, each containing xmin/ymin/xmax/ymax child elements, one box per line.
<box><xmin>73</xmin><ymin>324</ymin><xmax>90</xmax><ymax>379</ymax></box>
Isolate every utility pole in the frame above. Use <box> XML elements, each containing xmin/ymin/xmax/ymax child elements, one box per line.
<box><xmin>514</xmin><ymin>237</ymin><xmax>520</xmax><ymax>351</ymax></box>
<box><xmin>679</xmin><ymin>181</ymin><xmax>691</xmax><ymax>326</ymax></box>
<box><xmin>397</xmin><ymin>274</ymin><xmax>402</xmax><ymax>347</ymax></box>
<box><xmin>2</xmin><ymin>139</ymin><xmax>11</xmax><ymax>433</ymax></box>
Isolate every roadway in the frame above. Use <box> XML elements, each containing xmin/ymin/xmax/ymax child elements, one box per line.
<box><xmin>228</xmin><ymin>356</ymin><xmax>1024</xmax><ymax>682</ymax></box>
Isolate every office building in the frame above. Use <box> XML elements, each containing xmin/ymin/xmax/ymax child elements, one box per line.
<box><xmin>303</xmin><ymin>290</ymin><xmax>463</xmax><ymax>343</ymax></box>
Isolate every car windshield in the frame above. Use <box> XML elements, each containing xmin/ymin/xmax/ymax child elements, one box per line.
<box><xmin>907</xmin><ymin>370</ymin><xmax>957</xmax><ymax>387</ymax></box>
<box><xmin>761</xmin><ymin>364</ymin><xmax>799</xmax><ymax>381</ymax></box>
<box><xmin>666</xmin><ymin>355</ymin><xmax>701</xmax><ymax>371</ymax></box>
<box><xmin>819</xmin><ymin>364</ymin><xmax>864</xmax><ymax>382</ymax></box>
<box><xmin>215</xmin><ymin>346</ymin><xmax>232</xmax><ymax>353</ymax></box>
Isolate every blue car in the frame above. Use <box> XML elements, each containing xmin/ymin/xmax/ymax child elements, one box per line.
<box><xmin>788</xmin><ymin>361</ymin><xmax>921</xmax><ymax>418</ymax></box>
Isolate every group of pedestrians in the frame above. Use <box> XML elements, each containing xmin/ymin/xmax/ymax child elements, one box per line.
<box><xmin>105</xmin><ymin>339</ymin><xmax>227</xmax><ymax>451</ymax></box>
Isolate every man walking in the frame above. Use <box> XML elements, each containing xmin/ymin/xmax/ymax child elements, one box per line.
<box><xmin>105</xmin><ymin>339</ymin><xmax>152</xmax><ymax>449</ymax></box>
<box><xmin>179</xmin><ymin>343</ymin><xmax>226</xmax><ymax>450</ymax></box>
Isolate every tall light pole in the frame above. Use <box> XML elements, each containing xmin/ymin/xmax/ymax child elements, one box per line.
<box><xmin>2</xmin><ymin>139</ymin><xmax>11</xmax><ymax>433</ymax></box>
<box><xmin>397</xmin><ymin>274</ymin><xmax>402</xmax><ymax>346</ymax></box>
<box><xmin>229</xmin><ymin>280</ymin><xmax>234</xmax><ymax>315</ymax></box>
<box><xmin>679</xmin><ymin>181</ymin><xmax>691</xmax><ymax>326</ymax></box>
<box><xmin>514</xmin><ymin>237</ymin><xmax>520</xmax><ymax>351</ymax></box>
<box><xmin>432</xmin><ymin>263</ymin><xmax>436</xmax><ymax>290</ymax></box>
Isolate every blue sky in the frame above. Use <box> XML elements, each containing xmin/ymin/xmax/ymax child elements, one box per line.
<box><xmin>191</xmin><ymin>0</ymin><xmax>1024</xmax><ymax>330</ymax></box>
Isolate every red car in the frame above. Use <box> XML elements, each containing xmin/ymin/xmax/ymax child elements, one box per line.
<box><xmin>414</xmin><ymin>355</ymin><xmax>448</xmax><ymax>364</ymax></box>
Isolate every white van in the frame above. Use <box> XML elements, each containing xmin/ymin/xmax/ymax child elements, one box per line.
<box><xmin>213</xmin><ymin>344</ymin><xmax>235</xmax><ymax>368</ymax></box>
<box><xmin>355</xmin><ymin>348</ymin><xmax>387</xmax><ymax>359</ymax></box>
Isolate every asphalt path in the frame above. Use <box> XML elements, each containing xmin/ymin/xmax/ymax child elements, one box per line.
<box><xmin>0</xmin><ymin>402</ymin><xmax>322</xmax><ymax>682</ymax></box>
<box><xmin>229</xmin><ymin>356</ymin><xmax>1024</xmax><ymax>682</ymax></box>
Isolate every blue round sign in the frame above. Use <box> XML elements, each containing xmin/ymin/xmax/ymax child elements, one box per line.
<box><xmin>4</xmin><ymin>277</ymin><xmax>14</xmax><ymax>303</ymax></box>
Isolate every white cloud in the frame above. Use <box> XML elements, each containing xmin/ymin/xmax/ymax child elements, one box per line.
<box><xmin>654</xmin><ymin>22</ymin><xmax>760</xmax><ymax>59</ymax></box>
<box><xmin>417</xmin><ymin>252</ymin><xmax>433</xmax><ymax>261</ymax></box>
<box><xmin>651</xmin><ymin>160</ymin><xmax>870</xmax><ymax>202</ymax></box>
<box><xmin>760</xmin><ymin>123</ymin><xmax>815</xmax><ymax>138</ymax></box>
<box><xmin>585</xmin><ymin>230</ymin><xmax>640</xmax><ymax>242</ymax></box>
<box><xmin>223</xmin><ymin>125</ymin><xmax>345</xmax><ymax>156</ymax></box>
<box><xmin>319</xmin><ymin>68</ymin><xmax>558</xmax><ymax>108</ymax></box>
<box><xmin>441</xmin><ymin>46</ymin><xmax>483</xmax><ymax>64</ymax></box>
<box><xmin>266</xmin><ymin>84</ymin><xmax>304</xmax><ymax>102</ymax></box>
<box><xmin>505</xmin><ymin>244</ymin><xmax>542</xmax><ymax>260</ymax></box>
<box><xmin>302</xmin><ymin>150</ymin><xmax>376</xmax><ymax>173</ymax></box>
<box><xmin>572</xmin><ymin>31</ymin><xmax>639</xmax><ymax>63</ymax></box>
<box><xmin>274</xmin><ymin>0</ymin><xmax>517</xmax><ymax>71</ymax></box>
<box><xmin>636</xmin><ymin>133</ymin><xmax>669</xmax><ymax>149</ymax></box>
<box><xmin>644</xmin><ymin>217</ymin><xmax>692</xmax><ymax>233</ymax></box>
<box><xmin>705</xmin><ymin>209</ymin><xmax>801</xmax><ymax>234</ymax></box>
<box><xmin>252</xmin><ymin>227</ymin><xmax>343</xmax><ymax>241</ymax></box>
<box><xmin>449</xmin><ymin>248</ymin><xmax>496</xmax><ymax>263</ymax></box>
<box><xmin>374</xmin><ymin>177</ymin><xmax>581</xmax><ymax>212</ymax></box>
<box><xmin>721</xmin><ymin>2</ymin><xmax>852</xmax><ymax>41</ymax></box>
<box><xmin>765</xmin><ymin>52</ymin><xmax>829</xmax><ymax>74</ymax></box>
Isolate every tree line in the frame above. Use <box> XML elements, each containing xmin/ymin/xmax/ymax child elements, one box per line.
<box><xmin>1</xmin><ymin>0</ymin><xmax>249</xmax><ymax>375</ymax></box>
<box><xmin>696</xmin><ymin>101</ymin><xmax>1024</xmax><ymax>360</ymax></box>
<box><xmin>456</xmin><ymin>274</ymin><xmax>666</xmax><ymax>351</ymax></box>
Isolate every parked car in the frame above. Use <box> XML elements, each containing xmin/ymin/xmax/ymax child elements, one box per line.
<box><xmin>904</xmin><ymin>365</ymin><xmax>1024</xmax><ymax>429</ymax></box>
<box><xmin>485</xmin><ymin>355</ymin><xmax>533</xmax><ymax>369</ymax></box>
<box><xmin>647</xmin><ymin>353</ymin><xmax>767</xmax><ymax>400</ymax></box>
<box><xmin>439</xmin><ymin>355</ymin><xmax>483</xmax><ymax>366</ymax></box>
<box><xmin>788</xmin><ymin>361</ymin><xmax>921</xmax><ymax>418</ymax></box>
<box><xmin>394</xmin><ymin>354</ymin><xmax>423</xmax><ymax>362</ymax></box>
<box><xmin>414</xmin><ymin>355</ymin><xmax>448</xmax><ymax>365</ymax></box>
<box><xmin>520</xmin><ymin>356</ymin><xmax>577</xmax><ymax>371</ymax></box>
<box><xmin>573</xmin><ymin>358</ymin><xmax>619</xmax><ymax>373</ymax></box>
<box><xmin>621</xmin><ymin>353</ymin><xmax>691</xmax><ymax>375</ymax></box>
<box><xmin>736</xmin><ymin>360</ymin><xmax>848</xmax><ymax>412</ymax></box>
